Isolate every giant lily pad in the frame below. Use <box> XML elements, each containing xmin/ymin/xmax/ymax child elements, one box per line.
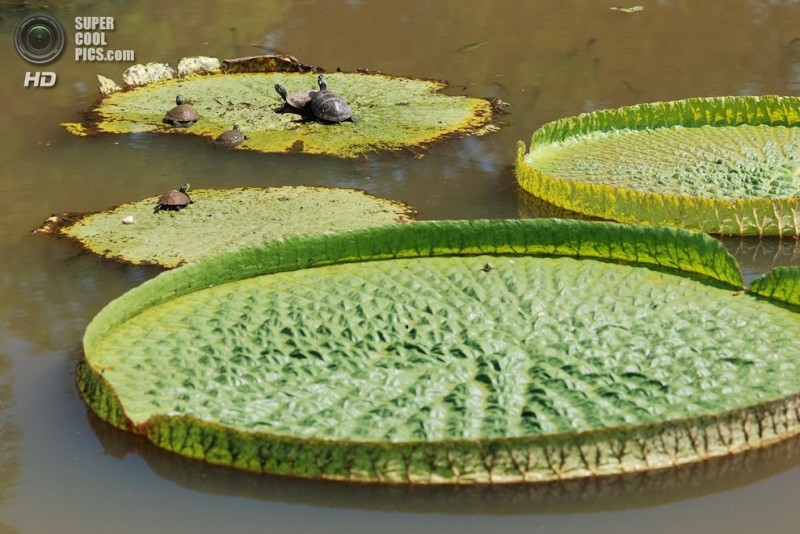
<box><xmin>64</xmin><ymin>56</ymin><xmax>496</xmax><ymax>158</ymax></box>
<box><xmin>35</xmin><ymin>186</ymin><xmax>415</xmax><ymax>268</ymax></box>
<box><xmin>78</xmin><ymin>219</ymin><xmax>800</xmax><ymax>484</ymax></box>
<box><xmin>516</xmin><ymin>96</ymin><xmax>800</xmax><ymax>236</ymax></box>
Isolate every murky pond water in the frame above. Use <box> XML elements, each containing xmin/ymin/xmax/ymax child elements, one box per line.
<box><xmin>3</xmin><ymin>1</ymin><xmax>800</xmax><ymax>532</ymax></box>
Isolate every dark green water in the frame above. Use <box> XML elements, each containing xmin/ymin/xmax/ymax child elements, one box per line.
<box><xmin>2</xmin><ymin>1</ymin><xmax>800</xmax><ymax>532</ymax></box>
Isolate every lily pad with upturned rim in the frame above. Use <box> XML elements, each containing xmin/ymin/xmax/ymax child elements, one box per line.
<box><xmin>516</xmin><ymin>95</ymin><xmax>800</xmax><ymax>236</ymax></box>
<box><xmin>35</xmin><ymin>186</ymin><xmax>416</xmax><ymax>268</ymax></box>
<box><xmin>77</xmin><ymin>219</ymin><xmax>800</xmax><ymax>484</ymax></box>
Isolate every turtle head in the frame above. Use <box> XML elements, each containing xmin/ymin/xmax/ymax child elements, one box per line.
<box><xmin>274</xmin><ymin>84</ymin><xmax>288</xmax><ymax>100</ymax></box>
<box><xmin>232</xmin><ymin>124</ymin><xmax>239</xmax><ymax>130</ymax></box>
<box><xmin>317</xmin><ymin>74</ymin><xmax>327</xmax><ymax>91</ymax></box>
<box><xmin>175</xmin><ymin>94</ymin><xmax>185</xmax><ymax>105</ymax></box>
<box><xmin>179</xmin><ymin>183</ymin><xmax>190</xmax><ymax>193</ymax></box>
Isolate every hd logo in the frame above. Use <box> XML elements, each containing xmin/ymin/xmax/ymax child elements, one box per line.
<box><xmin>23</xmin><ymin>71</ymin><xmax>57</xmax><ymax>88</ymax></box>
<box><xmin>15</xmin><ymin>14</ymin><xmax>65</xmax><ymax>88</ymax></box>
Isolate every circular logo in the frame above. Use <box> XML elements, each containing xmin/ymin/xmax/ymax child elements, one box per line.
<box><xmin>14</xmin><ymin>14</ymin><xmax>66</xmax><ymax>65</ymax></box>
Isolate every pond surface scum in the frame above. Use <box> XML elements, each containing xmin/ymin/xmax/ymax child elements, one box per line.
<box><xmin>3</xmin><ymin>1</ymin><xmax>800</xmax><ymax>532</ymax></box>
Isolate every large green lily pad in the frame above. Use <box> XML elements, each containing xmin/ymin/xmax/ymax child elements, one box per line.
<box><xmin>516</xmin><ymin>95</ymin><xmax>800</xmax><ymax>236</ymax></box>
<box><xmin>78</xmin><ymin>219</ymin><xmax>800</xmax><ymax>484</ymax></box>
<box><xmin>64</xmin><ymin>56</ymin><xmax>496</xmax><ymax>158</ymax></box>
<box><xmin>36</xmin><ymin>186</ymin><xmax>415</xmax><ymax>268</ymax></box>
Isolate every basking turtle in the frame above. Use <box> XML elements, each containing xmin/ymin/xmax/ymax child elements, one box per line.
<box><xmin>309</xmin><ymin>75</ymin><xmax>356</xmax><ymax>124</ymax></box>
<box><xmin>274</xmin><ymin>83</ymin><xmax>312</xmax><ymax>115</ymax></box>
<box><xmin>163</xmin><ymin>95</ymin><xmax>199</xmax><ymax>127</ymax></box>
<box><xmin>155</xmin><ymin>183</ymin><xmax>193</xmax><ymax>212</ymax></box>
<box><xmin>214</xmin><ymin>124</ymin><xmax>246</xmax><ymax>148</ymax></box>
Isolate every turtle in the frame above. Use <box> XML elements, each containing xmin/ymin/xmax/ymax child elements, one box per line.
<box><xmin>214</xmin><ymin>124</ymin><xmax>246</xmax><ymax>148</ymax></box>
<box><xmin>274</xmin><ymin>83</ymin><xmax>313</xmax><ymax>115</ymax></box>
<box><xmin>155</xmin><ymin>183</ymin><xmax>192</xmax><ymax>212</ymax></box>
<box><xmin>163</xmin><ymin>95</ymin><xmax>199</xmax><ymax>127</ymax></box>
<box><xmin>309</xmin><ymin>74</ymin><xmax>356</xmax><ymax>124</ymax></box>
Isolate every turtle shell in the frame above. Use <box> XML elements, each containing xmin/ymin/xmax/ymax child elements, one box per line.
<box><xmin>214</xmin><ymin>125</ymin><xmax>246</xmax><ymax>148</ymax></box>
<box><xmin>156</xmin><ymin>189</ymin><xmax>192</xmax><ymax>210</ymax></box>
<box><xmin>164</xmin><ymin>96</ymin><xmax>200</xmax><ymax>127</ymax></box>
<box><xmin>310</xmin><ymin>90</ymin><xmax>353</xmax><ymax>123</ymax></box>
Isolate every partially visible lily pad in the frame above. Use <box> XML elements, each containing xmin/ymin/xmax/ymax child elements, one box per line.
<box><xmin>516</xmin><ymin>95</ymin><xmax>800</xmax><ymax>236</ymax></box>
<box><xmin>64</xmin><ymin>56</ymin><xmax>497</xmax><ymax>158</ymax></box>
<box><xmin>35</xmin><ymin>186</ymin><xmax>416</xmax><ymax>268</ymax></box>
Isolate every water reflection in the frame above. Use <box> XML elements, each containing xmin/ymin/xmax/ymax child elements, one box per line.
<box><xmin>1</xmin><ymin>235</ymin><xmax>160</xmax><ymax>355</ymax></box>
<box><xmin>517</xmin><ymin>187</ymin><xmax>597</xmax><ymax>221</ymax></box>
<box><xmin>516</xmin><ymin>192</ymin><xmax>800</xmax><ymax>282</ymax></box>
<box><xmin>0</xmin><ymin>353</ymin><xmax>22</xmax><ymax>529</ymax></box>
<box><xmin>86</xmin><ymin>407</ymin><xmax>800</xmax><ymax>515</ymax></box>
<box><xmin>719</xmin><ymin>236</ymin><xmax>800</xmax><ymax>282</ymax></box>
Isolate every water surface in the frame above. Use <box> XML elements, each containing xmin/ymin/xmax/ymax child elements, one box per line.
<box><xmin>2</xmin><ymin>1</ymin><xmax>800</xmax><ymax>532</ymax></box>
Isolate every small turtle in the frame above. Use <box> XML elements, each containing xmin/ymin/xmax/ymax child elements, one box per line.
<box><xmin>214</xmin><ymin>124</ymin><xmax>246</xmax><ymax>148</ymax></box>
<box><xmin>155</xmin><ymin>183</ymin><xmax>192</xmax><ymax>212</ymax></box>
<box><xmin>274</xmin><ymin>83</ymin><xmax>312</xmax><ymax>114</ymax></box>
<box><xmin>164</xmin><ymin>95</ymin><xmax>199</xmax><ymax>127</ymax></box>
<box><xmin>309</xmin><ymin>74</ymin><xmax>356</xmax><ymax>124</ymax></box>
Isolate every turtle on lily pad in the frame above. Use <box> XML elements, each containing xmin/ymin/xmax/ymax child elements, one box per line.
<box><xmin>214</xmin><ymin>125</ymin><xmax>247</xmax><ymax>148</ymax></box>
<box><xmin>61</xmin><ymin>55</ymin><xmax>499</xmax><ymax>158</ymax></box>
<box><xmin>309</xmin><ymin>74</ymin><xmax>356</xmax><ymax>124</ymax></box>
<box><xmin>163</xmin><ymin>95</ymin><xmax>199</xmax><ymax>127</ymax></box>
<box><xmin>155</xmin><ymin>183</ymin><xmax>192</xmax><ymax>212</ymax></box>
<box><xmin>274</xmin><ymin>83</ymin><xmax>313</xmax><ymax>115</ymax></box>
<box><xmin>34</xmin><ymin>185</ymin><xmax>417</xmax><ymax>267</ymax></box>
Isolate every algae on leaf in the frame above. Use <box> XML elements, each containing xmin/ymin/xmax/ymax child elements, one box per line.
<box><xmin>516</xmin><ymin>95</ymin><xmax>800</xmax><ymax>236</ymax></box>
<box><xmin>77</xmin><ymin>219</ymin><xmax>800</xmax><ymax>484</ymax></box>
<box><xmin>64</xmin><ymin>56</ymin><xmax>497</xmax><ymax>158</ymax></box>
<box><xmin>36</xmin><ymin>186</ymin><xmax>416</xmax><ymax>268</ymax></box>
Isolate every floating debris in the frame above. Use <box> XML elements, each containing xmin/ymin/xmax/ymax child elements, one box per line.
<box><xmin>177</xmin><ymin>56</ymin><xmax>221</xmax><ymax>77</ymax></box>
<box><xmin>97</xmin><ymin>75</ymin><xmax>121</xmax><ymax>96</ymax></box>
<box><xmin>609</xmin><ymin>5</ymin><xmax>644</xmax><ymax>13</ymax></box>
<box><xmin>122</xmin><ymin>62</ymin><xmax>175</xmax><ymax>87</ymax></box>
<box><xmin>457</xmin><ymin>40</ymin><xmax>487</xmax><ymax>54</ymax></box>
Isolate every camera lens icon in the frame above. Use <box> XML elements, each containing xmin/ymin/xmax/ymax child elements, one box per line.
<box><xmin>15</xmin><ymin>14</ymin><xmax>66</xmax><ymax>65</ymax></box>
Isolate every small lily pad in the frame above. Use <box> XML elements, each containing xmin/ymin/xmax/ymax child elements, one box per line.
<box><xmin>64</xmin><ymin>56</ymin><xmax>497</xmax><ymax>158</ymax></box>
<box><xmin>516</xmin><ymin>95</ymin><xmax>800</xmax><ymax>236</ymax></box>
<box><xmin>35</xmin><ymin>186</ymin><xmax>416</xmax><ymax>268</ymax></box>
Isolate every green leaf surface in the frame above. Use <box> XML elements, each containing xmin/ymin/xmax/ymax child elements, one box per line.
<box><xmin>749</xmin><ymin>266</ymin><xmax>800</xmax><ymax>306</ymax></box>
<box><xmin>66</xmin><ymin>63</ymin><xmax>495</xmax><ymax>158</ymax></box>
<box><xmin>42</xmin><ymin>186</ymin><xmax>415</xmax><ymax>268</ymax></box>
<box><xmin>75</xmin><ymin>219</ymin><xmax>800</xmax><ymax>485</ymax></box>
<box><xmin>516</xmin><ymin>95</ymin><xmax>800</xmax><ymax>236</ymax></box>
